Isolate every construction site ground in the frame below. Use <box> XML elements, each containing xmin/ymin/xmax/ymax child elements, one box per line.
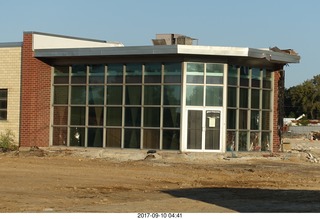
<box><xmin>0</xmin><ymin>137</ymin><xmax>319</xmax><ymax>213</ymax></box>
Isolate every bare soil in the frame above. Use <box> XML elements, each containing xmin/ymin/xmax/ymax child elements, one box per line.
<box><xmin>0</xmin><ymin>138</ymin><xmax>320</xmax><ymax>213</ymax></box>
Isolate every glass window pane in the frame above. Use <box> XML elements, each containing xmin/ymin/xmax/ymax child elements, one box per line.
<box><xmin>251</xmin><ymin>110</ymin><xmax>260</xmax><ymax>130</ymax></box>
<box><xmin>89</xmin><ymin>86</ymin><xmax>104</xmax><ymax>105</ymax></box>
<box><xmin>0</xmin><ymin>100</ymin><xmax>7</xmax><ymax>108</ymax></box>
<box><xmin>88</xmin><ymin>128</ymin><xmax>103</xmax><ymax>147</ymax></box>
<box><xmin>228</xmin><ymin>65</ymin><xmax>238</xmax><ymax>85</ymax></box>
<box><xmin>261</xmin><ymin>132</ymin><xmax>271</xmax><ymax>151</ymax></box>
<box><xmin>251</xmin><ymin>68</ymin><xmax>261</xmax><ymax>87</ymax></box>
<box><xmin>53</xmin><ymin>106</ymin><xmax>68</xmax><ymax>125</ymax></box>
<box><xmin>163</xmin><ymin>85</ymin><xmax>180</xmax><ymax>105</ymax></box>
<box><xmin>54</xmin><ymin>86</ymin><xmax>68</xmax><ymax>104</ymax></box>
<box><xmin>89</xmin><ymin>107</ymin><xmax>104</xmax><ymax>126</ymax></box>
<box><xmin>187</xmin><ymin>110</ymin><xmax>202</xmax><ymax>149</ymax></box>
<box><xmin>143</xmin><ymin>129</ymin><xmax>160</xmax><ymax>149</ymax></box>
<box><xmin>227</xmin><ymin>87</ymin><xmax>237</xmax><ymax>107</ymax></box>
<box><xmin>107</xmin><ymin>85</ymin><xmax>123</xmax><ymax>105</ymax></box>
<box><xmin>106</xmin><ymin>128</ymin><xmax>121</xmax><ymax>148</ymax></box>
<box><xmin>70</xmin><ymin>127</ymin><xmax>85</xmax><ymax>146</ymax></box>
<box><xmin>144</xmin><ymin>85</ymin><xmax>161</xmax><ymax>105</ymax></box>
<box><xmin>262</xmin><ymin>111</ymin><xmax>270</xmax><ymax>130</ymax></box>
<box><xmin>54</xmin><ymin>66</ymin><xmax>69</xmax><ymax>84</ymax></box>
<box><xmin>226</xmin><ymin>131</ymin><xmax>236</xmax><ymax>151</ymax></box>
<box><xmin>71</xmin><ymin>86</ymin><xmax>86</xmax><ymax>105</ymax></box>
<box><xmin>126</xmin><ymin>64</ymin><xmax>142</xmax><ymax>83</ymax></box>
<box><xmin>186</xmin><ymin>63</ymin><xmax>204</xmax><ymax>84</ymax></box>
<box><xmin>164</xmin><ymin>63</ymin><xmax>181</xmax><ymax>83</ymax></box>
<box><xmin>52</xmin><ymin>127</ymin><xmax>67</xmax><ymax>146</ymax></box>
<box><xmin>71</xmin><ymin>64</ymin><xmax>87</xmax><ymax>84</ymax></box>
<box><xmin>263</xmin><ymin>90</ymin><xmax>271</xmax><ymax>109</ymax></box>
<box><xmin>124</xmin><ymin>129</ymin><xmax>140</xmax><ymax>148</ymax></box>
<box><xmin>263</xmin><ymin>70</ymin><xmax>272</xmax><ymax>89</ymax></box>
<box><xmin>206</xmin><ymin>86</ymin><xmax>223</xmax><ymax>106</ymax></box>
<box><xmin>125</xmin><ymin>86</ymin><xmax>141</xmax><ymax>105</ymax></box>
<box><xmin>125</xmin><ymin>107</ymin><xmax>141</xmax><ymax>127</ymax></box>
<box><xmin>239</xmin><ymin>88</ymin><xmax>248</xmax><ymax>108</ymax></box>
<box><xmin>186</xmin><ymin>85</ymin><xmax>203</xmax><ymax>106</ymax></box>
<box><xmin>206</xmin><ymin>63</ymin><xmax>224</xmax><ymax>84</ymax></box>
<box><xmin>163</xmin><ymin>107</ymin><xmax>180</xmax><ymax>128</ymax></box>
<box><xmin>106</xmin><ymin>107</ymin><xmax>122</xmax><ymax>126</ymax></box>
<box><xmin>239</xmin><ymin>131</ymin><xmax>248</xmax><ymax>151</ymax></box>
<box><xmin>162</xmin><ymin>129</ymin><xmax>180</xmax><ymax>150</ymax></box>
<box><xmin>250</xmin><ymin>132</ymin><xmax>260</xmax><ymax>151</ymax></box>
<box><xmin>240</xmin><ymin>66</ymin><xmax>249</xmax><ymax>87</ymax></box>
<box><xmin>227</xmin><ymin>109</ymin><xmax>236</xmax><ymax>129</ymax></box>
<box><xmin>144</xmin><ymin>107</ymin><xmax>160</xmax><ymax>127</ymax></box>
<box><xmin>70</xmin><ymin>107</ymin><xmax>85</xmax><ymax>125</ymax></box>
<box><xmin>0</xmin><ymin>110</ymin><xmax>7</xmax><ymax>120</ymax></box>
<box><xmin>239</xmin><ymin>110</ymin><xmax>247</xmax><ymax>129</ymax></box>
<box><xmin>107</xmin><ymin>64</ymin><xmax>123</xmax><ymax>83</ymax></box>
<box><xmin>0</xmin><ymin>89</ymin><xmax>7</xmax><ymax>98</ymax></box>
<box><xmin>251</xmin><ymin>89</ymin><xmax>260</xmax><ymax>109</ymax></box>
<box><xmin>144</xmin><ymin>63</ymin><xmax>161</xmax><ymax>83</ymax></box>
<box><xmin>89</xmin><ymin>64</ymin><xmax>105</xmax><ymax>84</ymax></box>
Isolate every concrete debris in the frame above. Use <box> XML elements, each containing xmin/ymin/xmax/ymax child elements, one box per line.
<box><xmin>306</xmin><ymin>152</ymin><xmax>318</xmax><ymax>163</ymax></box>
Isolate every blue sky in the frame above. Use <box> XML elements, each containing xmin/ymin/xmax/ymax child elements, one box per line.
<box><xmin>0</xmin><ymin>0</ymin><xmax>319</xmax><ymax>88</ymax></box>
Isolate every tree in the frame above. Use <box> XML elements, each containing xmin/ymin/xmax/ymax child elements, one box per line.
<box><xmin>286</xmin><ymin>75</ymin><xmax>320</xmax><ymax>119</ymax></box>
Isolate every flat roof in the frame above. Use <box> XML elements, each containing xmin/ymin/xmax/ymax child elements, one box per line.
<box><xmin>0</xmin><ymin>42</ymin><xmax>22</xmax><ymax>48</ymax></box>
<box><xmin>34</xmin><ymin>44</ymin><xmax>300</xmax><ymax>64</ymax></box>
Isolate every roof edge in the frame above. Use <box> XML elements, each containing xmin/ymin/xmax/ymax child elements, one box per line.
<box><xmin>0</xmin><ymin>42</ymin><xmax>22</xmax><ymax>48</ymax></box>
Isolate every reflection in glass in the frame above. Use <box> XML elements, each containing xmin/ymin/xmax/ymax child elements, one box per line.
<box><xmin>125</xmin><ymin>107</ymin><xmax>141</xmax><ymax>127</ymax></box>
<box><xmin>263</xmin><ymin>90</ymin><xmax>271</xmax><ymax>109</ymax></box>
<box><xmin>53</xmin><ymin>106</ymin><xmax>68</xmax><ymax>125</ymax></box>
<box><xmin>239</xmin><ymin>110</ymin><xmax>247</xmax><ymax>129</ymax></box>
<box><xmin>163</xmin><ymin>130</ymin><xmax>180</xmax><ymax>150</ymax></box>
<box><xmin>239</xmin><ymin>88</ymin><xmax>248</xmax><ymax>108</ymax></box>
<box><xmin>126</xmin><ymin>64</ymin><xmax>142</xmax><ymax>83</ymax></box>
<box><xmin>71</xmin><ymin>86</ymin><xmax>86</xmax><ymax>105</ymax></box>
<box><xmin>88</xmin><ymin>128</ymin><xmax>103</xmax><ymax>147</ymax></box>
<box><xmin>227</xmin><ymin>87</ymin><xmax>237</xmax><ymax>107</ymax></box>
<box><xmin>125</xmin><ymin>86</ymin><xmax>141</xmax><ymax>105</ymax></box>
<box><xmin>52</xmin><ymin>127</ymin><xmax>67</xmax><ymax>146</ymax></box>
<box><xmin>226</xmin><ymin>131</ymin><xmax>236</xmax><ymax>151</ymax></box>
<box><xmin>251</xmin><ymin>68</ymin><xmax>261</xmax><ymax>87</ymax></box>
<box><xmin>240</xmin><ymin>66</ymin><xmax>249</xmax><ymax>86</ymax></box>
<box><xmin>251</xmin><ymin>89</ymin><xmax>260</xmax><ymax>109</ymax></box>
<box><xmin>186</xmin><ymin>85</ymin><xmax>203</xmax><ymax>106</ymax></box>
<box><xmin>227</xmin><ymin>109</ymin><xmax>236</xmax><ymax>129</ymax></box>
<box><xmin>89</xmin><ymin>86</ymin><xmax>104</xmax><ymax>105</ymax></box>
<box><xmin>106</xmin><ymin>128</ymin><xmax>121</xmax><ymax>148</ymax></box>
<box><xmin>263</xmin><ymin>70</ymin><xmax>272</xmax><ymax>88</ymax></box>
<box><xmin>70</xmin><ymin>127</ymin><xmax>85</xmax><ymax>146</ymax></box>
<box><xmin>250</xmin><ymin>132</ymin><xmax>260</xmax><ymax>151</ymax></box>
<box><xmin>124</xmin><ymin>129</ymin><xmax>140</xmax><ymax>148</ymax></box>
<box><xmin>186</xmin><ymin>63</ymin><xmax>204</xmax><ymax>84</ymax></box>
<box><xmin>106</xmin><ymin>107</ymin><xmax>122</xmax><ymax>126</ymax></box>
<box><xmin>251</xmin><ymin>110</ymin><xmax>260</xmax><ymax>130</ymax></box>
<box><xmin>70</xmin><ymin>107</ymin><xmax>85</xmax><ymax>125</ymax></box>
<box><xmin>107</xmin><ymin>64</ymin><xmax>123</xmax><ymax>83</ymax></box>
<box><xmin>262</xmin><ymin>111</ymin><xmax>270</xmax><ymax>130</ymax></box>
<box><xmin>143</xmin><ymin>129</ymin><xmax>160</xmax><ymax>149</ymax></box>
<box><xmin>71</xmin><ymin>64</ymin><xmax>87</xmax><ymax>84</ymax></box>
<box><xmin>164</xmin><ymin>63</ymin><xmax>181</xmax><ymax>83</ymax></box>
<box><xmin>144</xmin><ymin>107</ymin><xmax>160</xmax><ymax>127</ymax></box>
<box><xmin>261</xmin><ymin>132</ymin><xmax>271</xmax><ymax>151</ymax></box>
<box><xmin>206</xmin><ymin>63</ymin><xmax>224</xmax><ymax>84</ymax></box>
<box><xmin>89</xmin><ymin>64</ymin><xmax>105</xmax><ymax>84</ymax></box>
<box><xmin>144</xmin><ymin>63</ymin><xmax>161</xmax><ymax>83</ymax></box>
<box><xmin>239</xmin><ymin>131</ymin><xmax>248</xmax><ymax>151</ymax></box>
<box><xmin>163</xmin><ymin>86</ymin><xmax>180</xmax><ymax>105</ymax></box>
<box><xmin>206</xmin><ymin>86</ymin><xmax>223</xmax><ymax>106</ymax></box>
<box><xmin>228</xmin><ymin>65</ymin><xmax>238</xmax><ymax>85</ymax></box>
<box><xmin>107</xmin><ymin>86</ymin><xmax>122</xmax><ymax>105</ymax></box>
<box><xmin>54</xmin><ymin>66</ymin><xmax>69</xmax><ymax>84</ymax></box>
<box><xmin>187</xmin><ymin>110</ymin><xmax>202</xmax><ymax>149</ymax></box>
<box><xmin>163</xmin><ymin>107</ymin><xmax>180</xmax><ymax>128</ymax></box>
<box><xmin>54</xmin><ymin>86</ymin><xmax>68</xmax><ymax>104</ymax></box>
<box><xmin>89</xmin><ymin>107</ymin><xmax>104</xmax><ymax>126</ymax></box>
<box><xmin>144</xmin><ymin>86</ymin><xmax>161</xmax><ymax>105</ymax></box>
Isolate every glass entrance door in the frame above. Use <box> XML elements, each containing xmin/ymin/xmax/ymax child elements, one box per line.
<box><xmin>187</xmin><ymin>109</ymin><xmax>221</xmax><ymax>151</ymax></box>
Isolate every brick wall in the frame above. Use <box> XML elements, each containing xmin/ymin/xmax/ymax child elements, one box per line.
<box><xmin>273</xmin><ymin>70</ymin><xmax>284</xmax><ymax>152</ymax></box>
<box><xmin>20</xmin><ymin>33</ymin><xmax>51</xmax><ymax>147</ymax></box>
<box><xmin>0</xmin><ymin>46</ymin><xmax>22</xmax><ymax>142</ymax></box>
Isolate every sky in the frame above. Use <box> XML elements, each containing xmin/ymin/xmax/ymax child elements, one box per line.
<box><xmin>0</xmin><ymin>0</ymin><xmax>319</xmax><ymax>88</ymax></box>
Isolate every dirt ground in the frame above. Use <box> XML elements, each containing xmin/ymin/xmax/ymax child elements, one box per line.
<box><xmin>0</xmin><ymin>138</ymin><xmax>320</xmax><ymax>213</ymax></box>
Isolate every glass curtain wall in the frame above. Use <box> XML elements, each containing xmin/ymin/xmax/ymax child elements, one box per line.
<box><xmin>226</xmin><ymin>65</ymin><xmax>272</xmax><ymax>151</ymax></box>
<box><xmin>52</xmin><ymin>63</ymin><xmax>181</xmax><ymax>150</ymax></box>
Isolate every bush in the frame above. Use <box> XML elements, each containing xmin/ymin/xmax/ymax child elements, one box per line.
<box><xmin>0</xmin><ymin>129</ymin><xmax>18</xmax><ymax>152</ymax></box>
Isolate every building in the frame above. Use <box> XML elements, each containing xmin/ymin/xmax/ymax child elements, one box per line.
<box><xmin>0</xmin><ymin>31</ymin><xmax>300</xmax><ymax>152</ymax></box>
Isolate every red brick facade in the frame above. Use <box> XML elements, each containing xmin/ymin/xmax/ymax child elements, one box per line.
<box><xmin>20</xmin><ymin>33</ymin><xmax>51</xmax><ymax>147</ymax></box>
<box><xmin>273</xmin><ymin>70</ymin><xmax>283</xmax><ymax>152</ymax></box>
